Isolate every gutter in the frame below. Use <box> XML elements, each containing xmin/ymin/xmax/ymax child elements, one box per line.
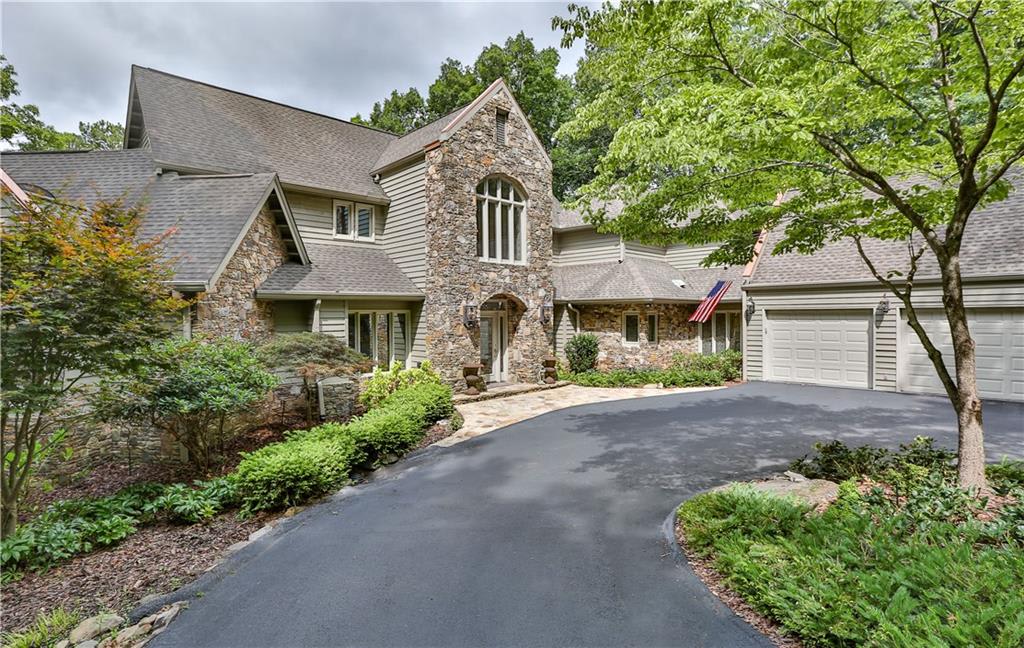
<box><xmin>256</xmin><ymin>290</ymin><xmax>425</xmax><ymax>301</ymax></box>
<box><xmin>743</xmin><ymin>272</ymin><xmax>1024</xmax><ymax>291</ymax></box>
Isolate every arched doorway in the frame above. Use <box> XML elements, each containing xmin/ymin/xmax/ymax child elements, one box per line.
<box><xmin>478</xmin><ymin>293</ymin><xmax>527</xmax><ymax>384</ymax></box>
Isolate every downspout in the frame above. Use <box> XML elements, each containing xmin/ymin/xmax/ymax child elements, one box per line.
<box><xmin>618</xmin><ymin>236</ymin><xmax>625</xmax><ymax>263</ymax></box>
<box><xmin>311</xmin><ymin>299</ymin><xmax>322</xmax><ymax>332</ymax></box>
<box><xmin>567</xmin><ymin>302</ymin><xmax>581</xmax><ymax>332</ymax></box>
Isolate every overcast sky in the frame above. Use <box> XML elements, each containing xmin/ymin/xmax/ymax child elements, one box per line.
<box><xmin>1</xmin><ymin>2</ymin><xmax>587</xmax><ymax>133</ymax></box>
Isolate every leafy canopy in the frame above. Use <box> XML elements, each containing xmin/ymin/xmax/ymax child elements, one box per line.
<box><xmin>1</xmin><ymin>55</ymin><xmax>124</xmax><ymax>151</ymax></box>
<box><xmin>555</xmin><ymin>0</ymin><xmax>1024</xmax><ymax>268</ymax></box>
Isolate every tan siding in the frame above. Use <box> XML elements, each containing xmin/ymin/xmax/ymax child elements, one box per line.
<box><xmin>553</xmin><ymin>304</ymin><xmax>580</xmax><ymax>357</ymax></box>
<box><xmin>378</xmin><ymin>161</ymin><xmax>427</xmax><ymax>289</ymax></box>
<box><xmin>623</xmin><ymin>241</ymin><xmax>666</xmax><ymax>262</ymax></box>
<box><xmin>552</xmin><ymin>230</ymin><xmax>620</xmax><ymax>266</ymax></box>
<box><xmin>665</xmin><ymin>244</ymin><xmax>720</xmax><ymax>270</ymax></box>
<box><xmin>285</xmin><ymin>190</ymin><xmax>386</xmax><ymax>246</ymax></box>
<box><xmin>743</xmin><ymin>280</ymin><xmax>1024</xmax><ymax>391</ymax></box>
<box><xmin>319</xmin><ymin>299</ymin><xmax>348</xmax><ymax>340</ymax></box>
<box><xmin>274</xmin><ymin>301</ymin><xmax>312</xmax><ymax>334</ymax></box>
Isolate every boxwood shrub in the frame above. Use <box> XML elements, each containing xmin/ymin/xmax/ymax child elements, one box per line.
<box><xmin>234</xmin><ymin>381</ymin><xmax>454</xmax><ymax>514</ymax></box>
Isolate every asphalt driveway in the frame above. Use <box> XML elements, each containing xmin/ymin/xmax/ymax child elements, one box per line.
<box><xmin>151</xmin><ymin>382</ymin><xmax>1023</xmax><ymax>648</ymax></box>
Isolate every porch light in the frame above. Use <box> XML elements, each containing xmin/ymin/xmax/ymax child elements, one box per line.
<box><xmin>745</xmin><ymin>298</ymin><xmax>756</xmax><ymax>319</ymax></box>
<box><xmin>539</xmin><ymin>297</ymin><xmax>554</xmax><ymax>325</ymax></box>
<box><xmin>875</xmin><ymin>297</ymin><xmax>891</xmax><ymax>318</ymax></box>
<box><xmin>462</xmin><ymin>297</ymin><xmax>479</xmax><ymax>328</ymax></box>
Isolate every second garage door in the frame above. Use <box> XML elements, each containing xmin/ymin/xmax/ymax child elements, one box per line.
<box><xmin>899</xmin><ymin>308</ymin><xmax>1024</xmax><ymax>402</ymax></box>
<box><xmin>766</xmin><ymin>310</ymin><xmax>872</xmax><ymax>388</ymax></box>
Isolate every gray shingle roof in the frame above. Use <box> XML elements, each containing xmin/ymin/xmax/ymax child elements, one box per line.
<box><xmin>2</xmin><ymin>149</ymin><xmax>281</xmax><ymax>288</ymax></box>
<box><xmin>145</xmin><ymin>173</ymin><xmax>279</xmax><ymax>286</ymax></box>
<box><xmin>130</xmin><ymin>66</ymin><xmax>396</xmax><ymax>200</ymax></box>
<box><xmin>749</xmin><ymin>181</ymin><xmax>1024</xmax><ymax>286</ymax></box>
<box><xmin>371</xmin><ymin>106</ymin><xmax>467</xmax><ymax>173</ymax></box>
<box><xmin>258</xmin><ymin>242</ymin><xmax>422</xmax><ymax>298</ymax></box>
<box><xmin>553</xmin><ymin>258</ymin><xmax>741</xmax><ymax>302</ymax></box>
<box><xmin>1</xmin><ymin>149</ymin><xmax>156</xmax><ymax>204</ymax></box>
<box><xmin>553</xmin><ymin>199</ymin><xmax>625</xmax><ymax>230</ymax></box>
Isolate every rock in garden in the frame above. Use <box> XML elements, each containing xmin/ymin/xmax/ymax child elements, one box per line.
<box><xmin>69</xmin><ymin>614</ymin><xmax>124</xmax><ymax>643</ymax></box>
<box><xmin>113</xmin><ymin>622</ymin><xmax>151</xmax><ymax>644</ymax></box>
<box><xmin>74</xmin><ymin>641</ymin><xmax>99</xmax><ymax>648</ymax></box>
<box><xmin>714</xmin><ymin>477</ymin><xmax>839</xmax><ymax>509</ymax></box>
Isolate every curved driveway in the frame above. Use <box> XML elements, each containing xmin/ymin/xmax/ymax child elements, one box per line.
<box><xmin>152</xmin><ymin>383</ymin><xmax>1023</xmax><ymax>648</ymax></box>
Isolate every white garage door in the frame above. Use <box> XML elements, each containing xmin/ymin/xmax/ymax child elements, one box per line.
<box><xmin>899</xmin><ymin>308</ymin><xmax>1024</xmax><ymax>402</ymax></box>
<box><xmin>766</xmin><ymin>310</ymin><xmax>872</xmax><ymax>388</ymax></box>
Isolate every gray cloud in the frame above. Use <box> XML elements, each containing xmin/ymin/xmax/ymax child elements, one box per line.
<box><xmin>2</xmin><ymin>2</ymin><xmax>587</xmax><ymax>132</ymax></box>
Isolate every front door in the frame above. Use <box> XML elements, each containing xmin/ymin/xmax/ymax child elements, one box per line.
<box><xmin>479</xmin><ymin>313</ymin><xmax>507</xmax><ymax>383</ymax></box>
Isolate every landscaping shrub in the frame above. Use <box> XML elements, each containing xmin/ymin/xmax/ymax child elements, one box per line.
<box><xmin>568</xmin><ymin>366</ymin><xmax>723</xmax><ymax>388</ymax></box>
<box><xmin>788</xmin><ymin>436</ymin><xmax>958</xmax><ymax>484</ymax></box>
<box><xmin>94</xmin><ymin>337</ymin><xmax>279</xmax><ymax>472</ymax></box>
<box><xmin>358</xmin><ymin>360</ymin><xmax>441</xmax><ymax>409</ymax></box>
<box><xmin>234</xmin><ymin>381</ymin><xmax>454</xmax><ymax>514</ymax></box>
<box><xmin>565</xmin><ymin>333</ymin><xmax>599</xmax><ymax>373</ymax></box>
<box><xmin>678</xmin><ymin>484</ymin><xmax>1024</xmax><ymax>647</ymax></box>
<box><xmin>673</xmin><ymin>349</ymin><xmax>742</xmax><ymax>381</ymax></box>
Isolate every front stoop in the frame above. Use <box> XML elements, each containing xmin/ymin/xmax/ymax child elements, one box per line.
<box><xmin>452</xmin><ymin>381</ymin><xmax>571</xmax><ymax>405</ymax></box>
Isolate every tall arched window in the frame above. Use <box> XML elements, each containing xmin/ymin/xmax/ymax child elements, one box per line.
<box><xmin>475</xmin><ymin>177</ymin><xmax>526</xmax><ymax>263</ymax></box>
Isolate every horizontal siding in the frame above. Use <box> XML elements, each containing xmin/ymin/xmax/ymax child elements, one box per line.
<box><xmin>743</xmin><ymin>280</ymin><xmax>1024</xmax><ymax>391</ymax></box>
<box><xmin>378</xmin><ymin>161</ymin><xmax>427</xmax><ymax>289</ymax></box>
<box><xmin>665</xmin><ymin>244</ymin><xmax>720</xmax><ymax>270</ymax></box>
<box><xmin>623</xmin><ymin>241</ymin><xmax>665</xmax><ymax>262</ymax></box>
<box><xmin>552</xmin><ymin>230</ymin><xmax>620</xmax><ymax>266</ymax></box>
<box><xmin>553</xmin><ymin>305</ymin><xmax>580</xmax><ymax>357</ymax></box>
<box><xmin>285</xmin><ymin>190</ymin><xmax>386</xmax><ymax>246</ymax></box>
<box><xmin>274</xmin><ymin>301</ymin><xmax>312</xmax><ymax>334</ymax></box>
<box><xmin>319</xmin><ymin>300</ymin><xmax>348</xmax><ymax>340</ymax></box>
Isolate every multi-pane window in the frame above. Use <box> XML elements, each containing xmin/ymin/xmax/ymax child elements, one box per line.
<box><xmin>623</xmin><ymin>313</ymin><xmax>640</xmax><ymax>344</ymax></box>
<box><xmin>647</xmin><ymin>314</ymin><xmax>658</xmax><ymax>343</ymax></box>
<box><xmin>334</xmin><ymin>200</ymin><xmax>374</xmax><ymax>241</ymax></box>
<box><xmin>700</xmin><ymin>312</ymin><xmax>741</xmax><ymax>354</ymax></box>
<box><xmin>475</xmin><ymin>177</ymin><xmax>526</xmax><ymax>263</ymax></box>
<box><xmin>347</xmin><ymin>310</ymin><xmax>411</xmax><ymax>367</ymax></box>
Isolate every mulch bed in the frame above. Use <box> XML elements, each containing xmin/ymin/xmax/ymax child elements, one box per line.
<box><xmin>674</xmin><ymin>517</ymin><xmax>803</xmax><ymax>648</ymax></box>
<box><xmin>2</xmin><ymin>510</ymin><xmax>275</xmax><ymax>633</ymax></box>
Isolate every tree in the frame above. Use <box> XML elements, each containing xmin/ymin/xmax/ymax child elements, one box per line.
<box><xmin>556</xmin><ymin>0</ymin><xmax>1024</xmax><ymax>488</ymax></box>
<box><xmin>352</xmin><ymin>88</ymin><xmax>429</xmax><ymax>135</ymax></box>
<box><xmin>95</xmin><ymin>337</ymin><xmax>278</xmax><ymax>473</ymax></box>
<box><xmin>1</xmin><ymin>196</ymin><xmax>183</xmax><ymax>538</ymax></box>
<box><xmin>1</xmin><ymin>55</ymin><xmax>124</xmax><ymax>150</ymax></box>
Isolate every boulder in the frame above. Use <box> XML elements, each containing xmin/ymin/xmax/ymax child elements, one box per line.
<box><xmin>69</xmin><ymin>614</ymin><xmax>124</xmax><ymax>644</ymax></box>
<box><xmin>714</xmin><ymin>476</ymin><xmax>839</xmax><ymax>510</ymax></box>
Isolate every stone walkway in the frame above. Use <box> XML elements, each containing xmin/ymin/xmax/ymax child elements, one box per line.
<box><xmin>436</xmin><ymin>384</ymin><xmax>725</xmax><ymax>447</ymax></box>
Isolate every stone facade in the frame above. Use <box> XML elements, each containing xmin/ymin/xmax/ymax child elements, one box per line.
<box><xmin>193</xmin><ymin>205</ymin><xmax>290</xmax><ymax>341</ymax></box>
<box><xmin>577</xmin><ymin>303</ymin><xmax>702</xmax><ymax>370</ymax></box>
<box><xmin>422</xmin><ymin>89</ymin><xmax>555</xmax><ymax>387</ymax></box>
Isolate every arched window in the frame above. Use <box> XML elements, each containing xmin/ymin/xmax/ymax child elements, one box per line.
<box><xmin>475</xmin><ymin>177</ymin><xmax>526</xmax><ymax>263</ymax></box>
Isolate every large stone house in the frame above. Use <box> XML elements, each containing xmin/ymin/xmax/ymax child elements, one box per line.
<box><xmin>3</xmin><ymin>66</ymin><xmax>1021</xmax><ymax>401</ymax></box>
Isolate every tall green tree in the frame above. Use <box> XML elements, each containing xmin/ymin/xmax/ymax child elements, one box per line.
<box><xmin>1</xmin><ymin>55</ymin><xmax>124</xmax><ymax>151</ymax></box>
<box><xmin>1</xmin><ymin>196</ymin><xmax>183</xmax><ymax>537</ymax></box>
<box><xmin>352</xmin><ymin>88</ymin><xmax>429</xmax><ymax>135</ymax></box>
<box><xmin>557</xmin><ymin>0</ymin><xmax>1024</xmax><ymax>488</ymax></box>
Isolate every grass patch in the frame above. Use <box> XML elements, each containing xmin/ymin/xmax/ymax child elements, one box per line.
<box><xmin>0</xmin><ymin>607</ymin><xmax>81</xmax><ymax>648</ymax></box>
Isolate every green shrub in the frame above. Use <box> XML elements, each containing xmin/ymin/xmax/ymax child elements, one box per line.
<box><xmin>788</xmin><ymin>436</ymin><xmax>957</xmax><ymax>484</ymax></box>
<box><xmin>987</xmin><ymin>459</ymin><xmax>1024</xmax><ymax>494</ymax></box>
<box><xmin>234</xmin><ymin>433</ymin><xmax>361</xmax><ymax>516</ymax></box>
<box><xmin>145</xmin><ymin>477</ymin><xmax>236</xmax><ymax>524</ymax></box>
<box><xmin>565</xmin><ymin>333</ymin><xmax>599</xmax><ymax>373</ymax></box>
<box><xmin>678</xmin><ymin>484</ymin><xmax>1024</xmax><ymax>647</ymax></box>
<box><xmin>358</xmin><ymin>361</ymin><xmax>441</xmax><ymax>409</ymax></box>
<box><xmin>567</xmin><ymin>365</ymin><xmax>724</xmax><ymax>388</ymax></box>
<box><xmin>674</xmin><ymin>349</ymin><xmax>742</xmax><ymax>381</ymax></box>
<box><xmin>94</xmin><ymin>337</ymin><xmax>279</xmax><ymax>471</ymax></box>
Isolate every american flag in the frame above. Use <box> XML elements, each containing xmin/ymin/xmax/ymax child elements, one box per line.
<box><xmin>689</xmin><ymin>281</ymin><xmax>732</xmax><ymax>323</ymax></box>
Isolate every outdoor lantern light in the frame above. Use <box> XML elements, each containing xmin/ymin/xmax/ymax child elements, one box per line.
<box><xmin>876</xmin><ymin>297</ymin><xmax>891</xmax><ymax>318</ymax></box>
<box><xmin>539</xmin><ymin>297</ymin><xmax>554</xmax><ymax>325</ymax></box>
<box><xmin>745</xmin><ymin>298</ymin><xmax>756</xmax><ymax>319</ymax></box>
<box><xmin>462</xmin><ymin>297</ymin><xmax>479</xmax><ymax>328</ymax></box>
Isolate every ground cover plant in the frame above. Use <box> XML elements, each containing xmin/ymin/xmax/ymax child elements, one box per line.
<box><xmin>678</xmin><ymin>438</ymin><xmax>1024</xmax><ymax>647</ymax></box>
<box><xmin>358</xmin><ymin>360</ymin><xmax>441</xmax><ymax>409</ymax></box>
<box><xmin>566</xmin><ymin>350</ymin><xmax>741</xmax><ymax>388</ymax></box>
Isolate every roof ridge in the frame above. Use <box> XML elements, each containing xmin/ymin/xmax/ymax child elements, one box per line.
<box><xmin>622</xmin><ymin>257</ymin><xmax>656</xmax><ymax>299</ymax></box>
<box><xmin>0</xmin><ymin>149</ymin><xmax>148</xmax><ymax>156</ymax></box>
<box><xmin>394</xmin><ymin>104</ymin><xmax>469</xmax><ymax>140</ymax></box>
<box><xmin>132</xmin><ymin>65</ymin><xmax>399</xmax><ymax>140</ymax></box>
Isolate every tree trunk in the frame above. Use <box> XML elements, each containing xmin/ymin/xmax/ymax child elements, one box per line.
<box><xmin>1</xmin><ymin>499</ymin><xmax>17</xmax><ymax>539</ymax></box>
<box><xmin>942</xmin><ymin>257</ymin><xmax>987</xmax><ymax>489</ymax></box>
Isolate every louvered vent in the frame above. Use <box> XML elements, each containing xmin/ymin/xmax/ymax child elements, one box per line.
<box><xmin>496</xmin><ymin>110</ymin><xmax>508</xmax><ymax>145</ymax></box>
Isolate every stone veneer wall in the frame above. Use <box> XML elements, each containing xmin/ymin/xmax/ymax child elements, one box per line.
<box><xmin>577</xmin><ymin>303</ymin><xmax>701</xmax><ymax>370</ymax></box>
<box><xmin>193</xmin><ymin>205</ymin><xmax>290</xmax><ymax>341</ymax></box>
<box><xmin>422</xmin><ymin>89</ymin><xmax>555</xmax><ymax>387</ymax></box>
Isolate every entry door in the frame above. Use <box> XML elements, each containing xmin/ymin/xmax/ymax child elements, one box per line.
<box><xmin>480</xmin><ymin>314</ymin><xmax>508</xmax><ymax>383</ymax></box>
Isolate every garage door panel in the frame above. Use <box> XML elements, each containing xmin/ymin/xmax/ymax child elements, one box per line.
<box><xmin>899</xmin><ymin>308</ymin><xmax>1024</xmax><ymax>402</ymax></box>
<box><xmin>767</xmin><ymin>311</ymin><xmax>871</xmax><ymax>389</ymax></box>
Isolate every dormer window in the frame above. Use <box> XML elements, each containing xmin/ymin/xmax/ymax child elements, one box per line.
<box><xmin>334</xmin><ymin>200</ymin><xmax>375</xmax><ymax>241</ymax></box>
<box><xmin>496</xmin><ymin>109</ymin><xmax>508</xmax><ymax>145</ymax></box>
<box><xmin>475</xmin><ymin>177</ymin><xmax>526</xmax><ymax>264</ymax></box>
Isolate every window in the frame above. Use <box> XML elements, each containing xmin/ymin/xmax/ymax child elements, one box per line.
<box><xmin>334</xmin><ymin>200</ymin><xmax>351</xmax><ymax>237</ymax></box>
<box><xmin>496</xmin><ymin>109</ymin><xmax>508</xmax><ymax>145</ymax></box>
<box><xmin>700</xmin><ymin>312</ymin><xmax>741</xmax><ymax>354</ymax></box>
<box><xmin>647</xmin><ymin>314</ymin><xmax>658</xmax><ymax>344</ymax></box>
<box><xmin>475</xmin><ymin>177</ymin><xmax>526</xmax><ymax>263</ymax></box>
<box><xmin>623</xmin><ymin>313</ymin><xmax>640</xmax><ymax>344</ymax></box>
<box><xmin>347</xmin><ymin>310</ymin><xmax>411</xmax><ymax>367</ymax></box>
<box><xmin>334</xmin><ymin>201</ymin><xmax>374</xmax><ymax>241</ymax></box>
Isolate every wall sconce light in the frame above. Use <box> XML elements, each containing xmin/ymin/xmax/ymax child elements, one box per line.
<box><xmin>745</xmin><ymin>298</ymin><xmax>756</xmax><ymax>321</ymax></box>
<box><xmin>462</xmin><ymin>296</ymin><xmax>479</xmax><ymax>328</ymax></box>
<box><xmin>539</xmin><ymin>298</ymin><xmax>554</xmax><ymax>325</ymax></box>
<box><xmin>875</xmin><ymin>297</ymin><xmax>891</xmax><ymax>319</ymax></box>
